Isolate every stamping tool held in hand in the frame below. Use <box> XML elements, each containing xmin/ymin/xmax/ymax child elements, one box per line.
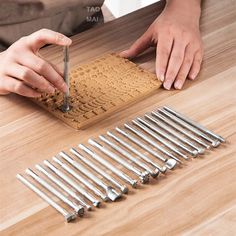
<box><xmin>60</xmin><ymin>46</ymin><xmax>71</xmax><ymax>112</ymax></box>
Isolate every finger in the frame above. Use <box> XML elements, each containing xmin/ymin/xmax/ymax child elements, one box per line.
<box><xmin>27</xmin><ymin>29</ymin><xmax>72</xmax><ymax>52</ymax></box>
<box><xmin>164</xmin><ymin>39</ymin><xmax>186</xmax><ymax>90</ymax></box>
<box><xmin>155</xmin><ymin>35</ymin><xmax>174</xmax><ymax>82</ymax></box>
<box><xmin>38</xmin><ymin>54</ymin><xmax>64</xmax><ymax>77</ymax></box>
<box><xmin>119</xmin><ymin>29</ymin><xmax>152</xmax><ymax>58</ymax></box>
<box><xmin>5</xmin><ymin>64</ymin><xmax>55</xmax><ymax>93</ymax></box>
<box><xmin>18</xmin><ymin>53</ymin><xmax>67</xmax><ymax>93</ymax></box>
<box><xmin>188</xmin><ymin>51</ymin><xmax>203</xmax><ymax>80</ymax></box>
<box><xmin>174</xmin><ymin>45</ymin><xmax>194</xmax><ymax>89</ymax></box>
<box><xmin>48</xmin><ymin>61</ymin><xmax>63</xmax><ymax>77</ymax></box>
<box><xmin>2</xmin><ymin>76</ymin><xmax>41</xmax><ymax>97</ymax></box>
<box><xmin>0</xmin><ymin>77</ymin><xmax>10</xmax><ymax>95</ymax></box>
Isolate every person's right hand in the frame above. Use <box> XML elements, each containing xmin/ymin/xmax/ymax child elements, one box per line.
<box><xmin>0</xmin><ymin>29</ymin><xmax>72</xmax><ymax>97</ymax></box>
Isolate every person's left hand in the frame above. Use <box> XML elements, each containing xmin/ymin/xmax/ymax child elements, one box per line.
<box><xmin>120</xmin><ymin>1</ymin><xmax>203</xmax><ymax>90</ymax></box>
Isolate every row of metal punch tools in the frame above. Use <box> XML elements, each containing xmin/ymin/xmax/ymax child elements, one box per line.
<box><xmin>17</xmin><ymin>106</ymin><xmax>225</xmax><ymax>222</ymax></box>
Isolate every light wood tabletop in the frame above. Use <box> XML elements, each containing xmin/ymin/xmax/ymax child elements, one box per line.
<box><xmin>0</xmin><ymin>0</ymin><xmax>236</xmax><ymax>235</ymax></box>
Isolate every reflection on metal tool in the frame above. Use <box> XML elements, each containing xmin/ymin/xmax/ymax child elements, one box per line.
<box><xmin>16</xmin><ymin>174</ymin><xmax>76</xmax><ymax>222</ymax></box>
<box><xmin>16</xmin><ymin>106</ymin><xmax>225</xmax><ymax>223</ymax></box>
<box><xmin>60</xmin><ymin>46</ymin><xmax>71</xmax><ymax>112</ymax></box>
<box><xmin>163</xmin><ymin>106</ymin><xmax>225</xmax><ymax>143</ymax></box>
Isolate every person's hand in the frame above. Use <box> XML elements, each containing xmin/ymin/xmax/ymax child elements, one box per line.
<box><xmin>120</xmin><ymin>0</ymin><xmax>203</xmax><ymax>90</ymax></box>
<box><xmin>0</xmin><ymin>29</ymin><xmax>72</xmax><ymax>97</ymax></box>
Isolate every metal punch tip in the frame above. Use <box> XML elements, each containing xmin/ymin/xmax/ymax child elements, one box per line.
<box><xmin>65</xmin><ymin>212</ymin><xmax>77</xmax><ymax>222</ymax></box>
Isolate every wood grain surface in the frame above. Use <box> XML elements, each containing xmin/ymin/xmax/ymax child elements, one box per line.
<box><xmin>0</xmin><ymin>0</ymin><xmax>236</xmax><ymax>235</ymax></box>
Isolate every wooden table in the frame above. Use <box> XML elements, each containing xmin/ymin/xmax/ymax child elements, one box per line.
<box><xmin>1</xmin><ymin>0</ymin><xmax>236</xmax><ymax>235</ymax></box>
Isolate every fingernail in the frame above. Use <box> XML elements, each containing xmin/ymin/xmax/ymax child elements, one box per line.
<box><xmin>164</xmin><ymin>80</ymin><xmax>172</xmax><ymax>90</ymax></box>
<box><xmin>47</xmin><ymin>86</ymin><xmax>55</xmax><ymax>94</ymax></box>
<box><xmin>119</xmin><ymin>50</ymin><xmax>129</xmax><ymax>58</ymax></box>
<box><xmin>64</xmin><ymin>37</ymin><xmax>72</xmax><ymax>45</ymax></box>
<box><xmin>175</xmin><ymin>80</ymin><xmax>183</xmax><ymax>90</ymax></box>
<box><xmin>160</xmin><ymin>74</ymin><xmax>165</xmax><ymax>82</ymax></box>
<box><xmin>61</xmin><ymin>83</ymin><xmax>68</xmax><ymax>93</ymax></box>
<box><xmin>189</xmin><ymin>73</ymin><xmax>197</xmax><ymax>80</ymax></box>
<box><xmin>59</xmin><ymin>34</ymin><xmax>72</xmax><ymax>45</ymax></box>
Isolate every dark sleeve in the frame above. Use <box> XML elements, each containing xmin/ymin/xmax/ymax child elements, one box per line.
<box><xmin>0</xmin><ymin>0</ymin><xmax>104</xmax><ymax>50</ymax></box>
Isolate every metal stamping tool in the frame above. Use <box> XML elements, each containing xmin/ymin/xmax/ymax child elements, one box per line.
<box><xmin>16</xmin><ymin>174</ymin><xmax>76</xmax><ymax>222</ymax></box>
<box><xmin>158</xmin><ymin>108</ymin><xmax>221</xmax><ymax>147</ymax></box>
<box><xmin>60</xmin><ymin>46</ymin><xmax>71</xmax><ymax>113</ymax></box>
<box><xmin>70</xmin><ymin>148</ymin><xmax>128</xmax><ymax>194</ymax></box>
<box><xmin>145</xmin><ymin>114</ymin><xmax>205</xmax><ymax>154</ymax></box>
<box><xmin>116</xmin><ymin>127</ymin><xmax>177</xmax><ymax>170</ymax></box>
<box><xmin>53</xmin><ymin>156</ymin><xmax>109</xmax><ymax>202</ymax></box>
<box><xmin>136</xmin><ymin>117</ymin><xmax>198</xmax><ymax>157</ymax></box>
<box><xmin>124</xmin><ymin>123</ymin><xmax>184</xmax><ymax>162</ymax></box>
<box><xmin>163</xmin><ymin>106</ymin><xmax>225</xmax><ymax>143</ymax></box>
<box><xmin>58</xmin><ymin>152</ymin><xmax>121</xmax><ymax>202</ymax></box>
<box><xmin>78</xmin><ymin>144</ymin><xmax>138</xmax><ymax>188</ymax></box>
<box><xmin>152</xmin><ymin>111</ymin><xmax>211</xmax><ymax>149</ymax></box>
<box><xmin>44</xmin><ymin>160</ymin><xmax>100</xmax><ymax>207</ymax></box>
<box><xmin>89</xmin><ymin>139</ymin><xmax>150</xmax><ymax>184</ymax></box>
<box><xmin>130</xmin><ymin>121</ymin><xmax>188</xmax><ymax>160</ymax></box>
<box><xmin>99</xmin><ymin>135</ymin><xmax>159</xmax><ymax>178</ymax></box>
<box><xmin>25</xmin><ymin>168</ymin><xmax>84</xmax><ymax>216</ymax></box>
<box><xmin>35</xmin><ymin>164</ymin><xmax>92</xmax><ymax>211</ymax></box>
<box><xmin>107</xmin><ymin>131</ymin><xmax>166</xmax><ymax>173</ymax></box>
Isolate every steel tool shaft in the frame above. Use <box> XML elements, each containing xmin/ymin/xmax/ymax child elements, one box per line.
<box><xmin>61</xmin><ymin>46</ymin><xmax>70</xmax><ymax>112</ymax></box>
<box><xmin>130</xmin><ymin>121</ymin><xmax>187</xmax><ymax>160</ymax></box>
<box><xmin>54</xmin><ymin>156</ymin><xmax>109</xmax><ymax>202</ymax></box>
<box><xmin>107</xmin><ymin>131</ymin><xmax>166</xmax><ymax>173</ymax></box>
<box><xmin>126</xmin><ymin>122</ymin><xmax>184</xmax><ymax>162</ymax></box>
<box><xmin>158</xmin><ymin>108</ymin><xmax>220</xmax><ymax>147</ymax></box>
<box><xmin>16</xmin><ymin>174</ymin><xmax>76</xmax><ymax>222</ymax></box>
<box><xmin>145</xmin><ymin>114</ymin><xmax>205</xmax><ymax>154</ymax></box>
<box><xmin>136</xmin><ymin>117</ymin><xmax>197</xmax><ymax>156</ymax></box>
<box><xmin>70</xmin><ymin>148</ymin><xmax>128</xmax><ymax>194</ymax></box>
<box><xmin>116</xmin><ymin>127</ymin><xmax>177</xmax><ymax>170</ymax></box>
<box><xmin>44</xmin><ymin>159</ymin><xmax>100</xmax><ymax>207</ymax></box>
<box><xmin>35</xmin><ymin>164</ymin><xmax>92</xmax><ymax>210</ymax></box>
<box><xmin>88</xmin><ymin>139</ymin><xmax>150</xmax><ymax>184</ymax></box>
<box><xmin>25</xmin><ymin>168</ymin><xmax>84</xmax><ymax>216</ymax></box>
<box><xmin>59</xmin><ymin>152</ymin><xmax>121</xmax><ymax>201</ymax></box>
<box><xmin>151</xmin><ymin>111</ymin><xmax>211</xmax><ymax>149</ymax></box>
<box><xmin>99</xmin><ymin>135</ymin><xmax>159</xmax><ymax>178</ymax></box>
<box><xmin>79</xmin><ymin>144</ymin><xmax>138</xmax><ymax>187</ymax></box>
<box><xmin>163</xmin><ymin>106</ymin><xmax>225</xmax><ymax>143</ymax></box>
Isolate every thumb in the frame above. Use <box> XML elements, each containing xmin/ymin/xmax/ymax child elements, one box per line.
<box><xmin>120</xmin><ymin>29</ymin><xmax>152</xmax><ymax>58</ymax></box>
<box><xmin>27</xmin><ymin>28</ymin><xmax>72</xmax><ymax>52</ymax></box>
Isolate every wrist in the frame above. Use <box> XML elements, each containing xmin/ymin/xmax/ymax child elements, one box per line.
<box><xmin>165</xmin><ymin>0</ymin><xmax>201</xmax><ymax>25</ymax></box>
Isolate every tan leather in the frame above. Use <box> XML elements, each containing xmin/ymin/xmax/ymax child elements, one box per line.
<box><xmin>0</xmin><ymin>0</ymin><xmax>104</xmax><ymax>50</ymax></box>
<box><xmin>33</xmin><ymin>53</ymin><xmax>162</xmax><ymax>129</ymax></box>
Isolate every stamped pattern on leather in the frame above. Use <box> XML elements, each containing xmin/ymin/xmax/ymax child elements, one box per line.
<box><xmin>34</xmin><ymin>53</ymin><xmax>162</xmax><ymax>129</ymax></box>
